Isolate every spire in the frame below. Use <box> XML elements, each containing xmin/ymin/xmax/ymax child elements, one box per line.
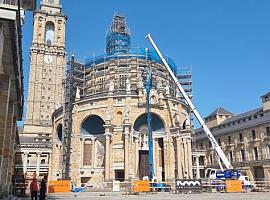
<box><xmin>106</xmin><ymin>13</ymin><xmax>131</xmax><ymax>55</ymax></box>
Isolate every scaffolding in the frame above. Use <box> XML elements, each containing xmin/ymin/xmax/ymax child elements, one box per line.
<box><xmin>60</xmin><ymin>15</ymin><xmax>193</xmax><ymax>179</ymax></box>
<box><xmin>62</xmin><ymin>55</ymin><xmax>84</xmax><ymax>179</ymax></box>
<box><xmin>177</xmin><ymin>66</ymin><xmax>193</xmax><ymax>99</ymax></box>
<box><xmin>106</xmin><ymin>13</ymin><xmax>131</xmax><ymax>55</ymax></box>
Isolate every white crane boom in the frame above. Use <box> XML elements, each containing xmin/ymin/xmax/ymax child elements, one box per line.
<box><xmin>146</xmin><ymin>34</ymin><xmax>233</xmax><ymax>170</ymax></box>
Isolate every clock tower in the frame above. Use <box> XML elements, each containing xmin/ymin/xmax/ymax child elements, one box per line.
<box><xmin>24</xmin><ymin>0</ymin><xmax>66</xmax><ymax>134</ymax></box>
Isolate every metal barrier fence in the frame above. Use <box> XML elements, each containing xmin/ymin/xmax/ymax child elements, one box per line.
<box><xmin>251</xmin><ymin>179</ymin><xmax>270</xmax><ymax>192</ymax></box>
<box><xmin>74</xmin><ymin>178</ymin><xmax>270</xmax><ymax>193</ymax></box>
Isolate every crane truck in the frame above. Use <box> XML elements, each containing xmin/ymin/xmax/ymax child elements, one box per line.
<box><xmin>145</xmin><ymin>34</ymin><xmax>252</xmax><ymax>188</ymax></box>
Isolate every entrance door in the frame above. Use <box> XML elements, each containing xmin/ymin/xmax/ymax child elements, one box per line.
<box><xmin>254</xmin><ymin>166</ymin><xmax>265</xmax><ymax>179</ymax></box>
<box><xmin>139</xmin><ymin>150</ymin><xmax>149</xmax><ymax>180</ymax></box>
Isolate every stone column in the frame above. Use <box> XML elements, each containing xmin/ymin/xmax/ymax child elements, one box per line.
<box><xmin>0</xmin><ymin>75</ymin><xmax>10</xmax><ymax>192</ymax></box>
<box><xmin>195</xmin><ymin>156</ymin><xmax>200</xmax><ymax>179</ymax></box>
<box><xmin>187</xmin><ymin>137</ymin><xmax>193</xmax><ymax>178</ymax></box>
<box><xmin>23</xmin><ymin>152</ymin><xmax>29</xmax><ymax>174</ymax></box>
<box><xmin>245</xmin><ymin>148</ymin><xmax>250</xmax><ymax>161</ymax></box>
<box><xmin>36</xmin><ymin>153</ymin><xmax>41</xmax><ymax>177</ymax></box>
<box><xmin>176</xmin><ymin>136</ymin><xmax>183</xmax><ymax>178</ymax></box>
<box><xmin>91</xmin><ymin>138</ymin><xmax>95</xmax><ymax>171</ymax></box>
<box><xmin>183</xmin><ymin>137</ymin><xmax>188</xmax><ymax>178</ymax></box>
<box><xmin>123</xmin><ymin>122</ymin><xmax>131</xmax><ymax>180</ymax></box>
<box><xmin>153</xmin><ymin>139</ymin><xmax>157</xmax><ymax>178</ymax></box>
<box><xmin>4</xmin><ymin>103</ymin><xmax>15</xmax><ymax>194</ymax></box>
<box><xmin>124</xmin><ymin>133</ymin><xmax>129</xmax><ymax>180</ymax></box>
<box><xmin>105</xmin><ymin>133</ymin><xmax>111</xmax><ymax>181</ymax></box>
<box><xmin>134</xmin><ymin>138</ymin><xmax>139</xmax><ymax>177</ymax></box>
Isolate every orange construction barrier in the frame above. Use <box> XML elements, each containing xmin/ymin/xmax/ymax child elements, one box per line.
<box><xmin>225</xmin><ymin>180</ymin><xmax>242</xmax><ymax>193</ymax></box>
<box><xmin>48</xmin><ymin>180</ymin><xmax>71</xmax><ymax>193</ymax></box>
<box><xmin>133</xmin><ymin>180</ymin><xmax>150</xmax><ymax>192</ymax></box>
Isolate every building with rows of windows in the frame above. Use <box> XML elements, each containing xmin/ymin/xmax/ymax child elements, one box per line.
<box><xmin>194</xmin><ymin>91</ymin><xmax>270</xmax><ymax>181</ymax></box>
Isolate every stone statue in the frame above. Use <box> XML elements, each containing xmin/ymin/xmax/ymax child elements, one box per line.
<box><xmin>124</xmin><ymin>107</ymin><xmax>130</xmax><ymax>120</ymax></box>
<box><xmin>105</xmin><ymin>108</ymin><xmax>111</xmax><ymax>121</ymax></box>
<box><xmin>176</xmin><ymin>91</ymin><xmax>181</xmax><ymax>98</ymax></box>
<box><xmin>95</xmin><ymin>139</ymin><xmax>105</xmax><ymax>167</ymax></box>
<box><xmin>157</xmin><ymin>78</ymin><xmax>162</xmax><ymax>89</ymax></box>
<box><xmin>141</xmin><ymin>132</ymin><xmax>148</xmax><ymax>149</ymax></box>
<box><xmin>55</xmin><ymin>102</ymin><xmax>61</xmax><ymax>109</ymax></box>
<box><xmin>175</xmin><ymin>112</ymin><xmax>180</xmax><ymax>125</ymax></box>
<box><xmin>126</xmin><ymin>78</ymin><xmax>131</xmax><ymax>91</ymax></box>
<box><xmin>137</xmin><ymin>73</ymin><xmax>143</xmax><ymax>87</ymax></box>
<box><xmin>109</xmin><ymin>79</ymin><xmax>114</xmax><ymax>92</ymax></box>
<box><xmin>165</xmin><ymin>85</ymin><xmax>170</xmax><ymax>95</ymax></box>
<box><xmin>75</xmin><ymin>87</ymin><xmax>80</xmax><ymax>100</ymax></box>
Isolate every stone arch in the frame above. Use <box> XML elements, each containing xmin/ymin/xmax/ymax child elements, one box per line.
<box><xmin>80</xmin><ymin>115</ymin><xmax>106</xmax><ymax>169</ymax></box>
<box><xmin>133</xmin><ymin>112</ymin><xmax>165</xmax><ymax>133</ymax></box>
<box><xmin>56</xmin><ymin>123</ymin><xmax>63</xmax><ymax>142</ymax></box>
<box><xmin>45</xmin><ymin>21</ymin><xmax>55</xmax><ymax>46</ymax></box>
<box><xmin>80</xmin><ymin>115</ymin><xmax>105</xmax><ymax>135</ymax></box>
<box><xmin>133</xmin><ymin>112</ymin><xmax>166</xmax><ymax>180</ymax></box>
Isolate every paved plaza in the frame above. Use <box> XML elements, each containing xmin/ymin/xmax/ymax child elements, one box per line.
<box><xmin>46</xmin><ymin>192</ymin><xmax>270</xmax><ymax>200</ymax></box>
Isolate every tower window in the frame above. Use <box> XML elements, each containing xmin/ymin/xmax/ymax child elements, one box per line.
<box><xmin>229</xmin><ymin>151</ymin><xmax>233</xmax><ymax>162</ymax></box>
<box><xmin>252</xmin><ymin>130</ymin><xmax>256</xmax><ymax>140</ymax></box>
<box><xmin>240</xmin><ymin>149</ymin><xmax>245</xmax><ymax>161</ymax></box>
<box><xmin>266</xmin><ymin>126</ymin><xmax>270</xmax><ymax>136</ymax></box>
<box><xmin>45</xmin><ymin>21</ymin><xmax>55</xmax><ymax>46</ymax></box>
<box><xmin>239</xmin><ymin>133</ymin><xmax>243</xmax><ymax>142</ymax></box>
<box><xmin>41</xmin><ymin>159</ymin><xmax>46</xmax><ymax>164</ymax></box>
<box><xmin>254</xmin><ymin>147</ymin><xmax>259</xmax><ymax>160</ymax></box>
<box><xmin>228</xmin><ymin>136</ymin><xmax>231</xmax><ymax>144</ymax></box>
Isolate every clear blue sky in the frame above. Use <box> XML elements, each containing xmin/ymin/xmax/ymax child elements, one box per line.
<box><xmin>20</xmin><ymin>0</ymin><xmax>270</xmax><ymax>126</ymax></box>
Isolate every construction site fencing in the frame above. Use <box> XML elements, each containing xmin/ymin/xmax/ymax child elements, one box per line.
<box><xmin>64</xmin><ymin>179</ymin><xmax>270</xmax><ymax>194</ymax></box>
<box><xmin>251</xmin><ymin>178</ymin><xmax>270</xmax><ymax>192</ymax></box>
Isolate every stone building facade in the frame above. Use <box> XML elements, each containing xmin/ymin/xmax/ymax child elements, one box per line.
<box><xmin>15</xmin><ymin>0</ymin><xmax>66</xmax><ymax>182</ymax></box>
<box><xmin>194</xmin><ymin>91</ymin><xmax>270</xmax><ymax>181</ymax></box>
<box><xmin>0</xmin><ymin>0</ymin><xmax>35</xmax><ymax>197</ymax></box>
<box><xmin>49</xmin><ymin>14</ymin><xmax>193</xmax><ymax>187</ymax></box>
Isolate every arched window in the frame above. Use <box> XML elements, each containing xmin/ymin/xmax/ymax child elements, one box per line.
<box><xmin>45</xmin><ymin>22</ymin><xmax>55</xmax><ymax>46</ymax></box>
<box><xmin>57</xmin><ymin>124</ymin><xmax>63</xmax><ymax>142</ymax></box>
<box><xmin>41</xmin><ymin>159</ymin><xmax>46</xmax><ymax>164</ymax></box>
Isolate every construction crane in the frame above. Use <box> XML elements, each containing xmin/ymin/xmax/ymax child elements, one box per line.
<box><xmin>144</xmin><ymin>68</ymin><xmax>155</xmax><ymax>181</ymax></box>
<box><xmin>145</xmin><ymin>34</ymin><xmax>233</xmax><ymax>171</ymax></box>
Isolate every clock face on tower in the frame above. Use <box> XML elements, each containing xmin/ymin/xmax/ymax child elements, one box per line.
<box><xmin>44</xmin><ymin>54</ymin><xmax>53</xmax><ymax>64</ymax></box>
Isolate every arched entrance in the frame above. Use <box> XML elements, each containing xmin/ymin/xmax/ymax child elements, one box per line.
<box><xmin>133</xmin><ymin>113</ymin><xmax>165</xmax><ymax>180</ymax></box>
<box><xmin>80</xmin><ymin>115</ymin><xmax>105</xmax><ymax>170</ymax></box>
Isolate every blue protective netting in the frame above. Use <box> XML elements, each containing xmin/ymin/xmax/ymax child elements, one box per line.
<box><xmin>85</xmin><ymin>47</ymin><xmax>178</xmax><ymax>74</ymax></box>
<box><xmin>106</xmin><ymin>32</ymin><xmax>131</xmax><ymax>55</ymax></box>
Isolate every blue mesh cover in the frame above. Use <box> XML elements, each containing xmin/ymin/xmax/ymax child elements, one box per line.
<box><xmin>85</xmin><ymin>48</ymin><xmax>177</xmax><ymax>74</ymax></box>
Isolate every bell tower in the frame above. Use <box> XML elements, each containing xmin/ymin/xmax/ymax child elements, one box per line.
<box><xmin>24</xmin><ymin>0</ymin><xmax>66</xmax><ymax>134</ymax></box>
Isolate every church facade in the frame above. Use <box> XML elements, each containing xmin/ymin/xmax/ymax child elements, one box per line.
<box><xmin>49</xmin><ymin>14</ymin><xmax>194</xmax><ymax>187</ymax></box>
